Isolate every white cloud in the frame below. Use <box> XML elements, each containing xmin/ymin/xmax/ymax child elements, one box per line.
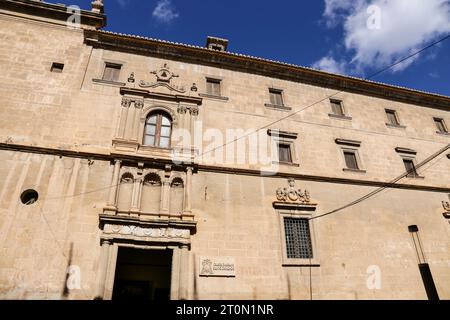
<box><xmin>116</xmin><ymin>0</ymin><xmax>130</xmax><ymax>8</ymax></box>
<box><xmin>152</xmin><ymin>0</ymin><xmax>179</xmax><ymax>23</ymax></box>
<box><xmin>429</xmin><ymin>72</ymin><xmax>440</xmax><ymax>78</ymax></box>
<box><xmin>311</xmin><ymin>56</ymin><xmax>347</xmax><ymax>75</ymax></box>
<box><xmin>316</xmin><ymin>0</ymin><xmax>450</xmax><ymax>74</ymax></box>
<box><xmin>323</xmin><ymin>0</ymin><xmax>365</xmax><ymax>27</ymax></box>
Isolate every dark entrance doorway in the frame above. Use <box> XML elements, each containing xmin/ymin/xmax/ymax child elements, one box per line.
<box><xmin>112</xmin><ymin>247</ymin><xmax>172</xmax><ymax>301</ymax></box>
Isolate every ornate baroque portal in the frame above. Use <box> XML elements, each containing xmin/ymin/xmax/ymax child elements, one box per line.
<box><xmin>95</xmin><ymin>62</ymin><xmax>200</xmax><ymax>300</ymax></box>
<box><xmin>112</xmin><ymin>63</ymin><xmax>202</xmax><ymax>164</ymax></box>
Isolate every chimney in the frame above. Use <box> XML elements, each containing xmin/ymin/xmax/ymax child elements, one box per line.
<box><xmin>91</xmin><ymin>0</ymin><xmax>104</xmax><ymax>14</ymax></box>
<box><xmin>206</xmin><ymin>36</ymin><xmax>229</xmax><ymax>52</ymax></box>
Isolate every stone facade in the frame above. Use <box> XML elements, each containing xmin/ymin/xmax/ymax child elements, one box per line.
<box><xmin>0</xmin><ymin>0</ymin><xmax>449</xmax><ymax>300</ymax></box>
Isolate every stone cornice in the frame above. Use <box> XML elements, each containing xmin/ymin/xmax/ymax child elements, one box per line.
<box><xmin>83</xmin><ymin>30</ymin><xmax>450</xmax><ymax>110</ymax></box>
<box><xmin>0</xmin><ymin>0</ymin><xmax>106</xmax><ymax>29</ymax></box>
<box><xmin>1</xmin><ymin>142</ymin><xmax>450</xmax><ymax>193</ymax></box>
<box><xmin>99</xmin><ymin>214</ymin><xmax>197</xmax><ymax>231</ymax></box>
<box><xmin>120</xmin><ymin>87</ymin><xmax>203</xmax><ymax>105</ymax></box>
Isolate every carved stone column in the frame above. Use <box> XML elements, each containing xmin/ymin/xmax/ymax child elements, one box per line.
<box><xmin>160</xmin><ymin>179</ymin><xmax>170</xmax><ymax>214</ymax></box>
<box><xmin>177</xmin><ymin>104</ymin><xmax>188</xmax><ymax>131</ymax></box>
<box><xmin>107</xmin><ymin>160</ymin><xmax>122</xmax><ymax>208</ymax></box>
<box><xmin>184</xmin><ymin>167</ymin><xmax>193</xmax><ymax>214</ymax></box>
<box><xmin>125</xmin><ymin>102</ymin><xmax>137</xmax><ymax>140</ymax></box>
<box><xmin>117</xmin><ymin>98</ymin><xmax>131</xmax><ymax>138</ymax></box>
<box><xmin>179</xmin><ymin>245</ymin><xmax>189</xmax><ymax>300</ymax></box>
<box><xmin>189</xmin><ymin>106</ymin><xmax>199</xmax><ymax>148</ymax></box>
<box><xmin>130</xmin><ymin>177</ymin><xmax>142</xmax><ymax>213</ymax></box>
<box><xmin>133</xmin><ymin>100</ymin><xmax>144</xmax><ymax>141</ymax></box>
<box><xmin>95</xmin><ymin>239</ymin><xmax>111</xmax><ymax>299</ymax></box>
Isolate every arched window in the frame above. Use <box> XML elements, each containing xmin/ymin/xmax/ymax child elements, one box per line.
<box><xmin>144</xmin><ymin>111</ymin><xmax>172</xmax><ymax>148</ymax></box>
<box><xmin>141</xmin><ymin>173</ymin><xmax>162</xmax><ymax>213</ymax></box>
<box><xmin>170</xmin><ymin>177</ymin><xmax>184</xmax><ymax>214</ymax></box>
<box><xmin>117</xmin><ymin>172</ymin><xmax>134</xmax><ymax>211</ymax></box>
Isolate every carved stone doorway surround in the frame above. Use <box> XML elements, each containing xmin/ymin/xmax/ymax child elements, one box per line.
<box><xmin>95</xmin><ymin>215</ymin><xmax>196</xmax><ymax>300</ymax></box>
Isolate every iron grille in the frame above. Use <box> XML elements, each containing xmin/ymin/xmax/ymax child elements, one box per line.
<box><xmin>284</xmin><ymin>217</ymin><xmax>313</xmax><ymax>259</ymax></box>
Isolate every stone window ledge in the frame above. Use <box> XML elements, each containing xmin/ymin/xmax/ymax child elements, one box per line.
<box><xmin>436</xmin><ymin>131</ymin><xmax>450</xmax><ymax>136</ymax></box>
<box><xmin>139</xmin><ymin>145</ymin><xmax>173</xmax><ymax>152</ymax></box>
<box><xmin>404</xmin><ymin>175</ymin><xmax>425</xmax><ymax>180</ymax></box>
<box><xmin>198</xmin><ymin>93</ymin><xmax>229</xmax><ymax>101</ymax></box>
<box><xmin>386</xmin><ymin>123</ymin><xmax>406</xmax><ymax>129</ymax></box>
<box><xmin>92</xmin><ymin>78</ymin><xmax>126</xmax><ymax>87</ymax></box>
<box><xmin>328</xmin><ymin>113</ymin><xmax>352</xmax><ymax>121</ymax></box>
<box><xmin>282</xmin><ymin>261</ymin><xmax>320</xmax><ymax>267</ymax></box>
<box><xmin>272</xmin><ymin>161</ymin><xmax>300</xmax><ymax>167</ymax></box>
<box><xmin>343</xmin><ymin>168</ymin><xmax>367</xmax><ymax>174</ymax></box>
<box><xmin>265</xmin><ymin>103</ymin><xmax>292</xmax><ymax>111</ymax></box>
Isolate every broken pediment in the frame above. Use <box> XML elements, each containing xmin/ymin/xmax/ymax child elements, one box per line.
<box><xmin>139</xmin><ymin>63</ymin><xmax>186</xmax><ymax>93</ymax></box>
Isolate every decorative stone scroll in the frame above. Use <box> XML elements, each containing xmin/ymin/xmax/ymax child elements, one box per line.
<box><xmin>103</xmin><ymin>224</ymin><xmax>190</xmax><ymax>239</ymax></box>
<box><xmin>177</xmin><ymin>104</ymin><xmax>199</xmax><ymax>116</ymax></box>
<box><xmin>121</xmin><ymin>97</ymin><xmax>132</xmax><ymax>108</ymax></box>
<box><xmin>276</xmin><ymin>178</ymin><xmax>311</xmax><ymax>204</ymax></box>
<box><xmin>443</xmin><ymin>194</ymin><xmax>450</xmax><ymax>219</ymax></box>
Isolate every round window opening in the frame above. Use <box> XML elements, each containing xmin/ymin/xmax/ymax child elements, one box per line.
<box><xmin>20</xmin><ymin>189</ymin><xmax>39</xmax><ymax>205</ymax></box>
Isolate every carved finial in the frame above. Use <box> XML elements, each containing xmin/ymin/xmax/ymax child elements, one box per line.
<box><xmin>91</xmin><ymin>0</ymin><xmax>104</xmax><ymax>14</ymax></box>
<box><xmin>191</xmin><ymin>83</ymin><xmax>198</xmax><ymax>92</ymax></box>
<box><xmin>128</xmin><ymin>72</ymin><xmax>135</xmax><ymax>83</ymax></box>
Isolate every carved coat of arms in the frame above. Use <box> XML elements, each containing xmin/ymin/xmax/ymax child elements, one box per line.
<box><xmin>276</xmin><ymin>178</ymin><xmax>311</xmax><ymax>203</ymax></box>
<box><xmin>200</xmin><ymin>259</ymin><xmax>213</xmax><ymax>275</ymax></box>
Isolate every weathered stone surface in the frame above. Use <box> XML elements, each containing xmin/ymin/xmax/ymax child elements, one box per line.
<box><xmin>0</xmin><ymin>0</ymin><xmax>449</xmax><ymax>300</ymax></box>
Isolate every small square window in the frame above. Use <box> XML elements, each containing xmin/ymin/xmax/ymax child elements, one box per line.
<box><xmin>343</xmin><ymin>151</ymin><xmax>359</xmax><ymax>170</ymax></box>
<box><xmin>51</xmin><ymin>62</ymin><xmax>64</xmax><ymax>73</ymax></box>
<box><xmin>206</xmin><ymin>78</ymin><xmax>221</xmax><ymax>96</ymax></box>
<box><xmin>269</xmin><ymin>89</ymin><xmax>284</xmax><ymax>106</ymax></box>
<box><xmin>386</xmin><ymin>109</ymin><xmax>400</xmax><ymax>126</ymax></box>
<box><xmin>434</xmin><ymin>118</ymin><xmax>448</xmax><ymax>133</ymax></box>
<box><xmin>330</xmin><ymin>99</ymin><xmax>344</xmax><ymax>116</ymax></box>
<box><xmin>284</xmin><ymin>217</ymin><xmax>313</xmax><ymax>259</ymax></box>
<box><xmin>103</xmin><ymin>63</ymin><xmax>122</xmax><ymax>82</ymax></box>
<box><xmin>278</xmin><ymin>143</ymin><xmax>292</xmax><ymax>163</ymax></box>
<box><xmin>403</xmin><ymin>158</ymin><xmax>418</xmax><ymax>178</ymax></box>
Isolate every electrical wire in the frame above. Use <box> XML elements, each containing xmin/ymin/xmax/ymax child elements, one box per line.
<box><xmin>309</xmin><ymin>143</ymin><xmax>450</xmax><ymax>221</ymax></box>
<box><xmin>195</xmin><ymin>34</ymin><xmax>450</xmax><ymax>160</ymax></box>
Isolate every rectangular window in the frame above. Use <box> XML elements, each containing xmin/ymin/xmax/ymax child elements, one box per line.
<box><xmin>102</xmin><ymin>63</ymin><xmax>122</xmax><ymax>82</ymax></box>
<box><xmin>330</xmin><ymin>99</ymin><xmax>344</xmax><ymax>116</ymax></box>
<box><xmin>206</xmin><ymin>78</ymin><xmax>221</xmax><ymax>96</ymax></box>
<box><xmin>344</xmin><ymin>151</ymin><xmax>359</xmax><ymax>170</ymax></box>
<box><xmin>284</xmin><ymin>218</ymin><xmax>313</xmax><ymax>259</ymax></box>
<box><xmin>50</xmin><ymin>62</ymin><xmax>64</xmax><ymax>73</ymax></box>
<box><xmin>434</xmin><ymin>118</ymin><xmax>448</xmax><ymax>133</ymax></box>
<box><xmin>269</xmin><ymin>89</ymin><xmax>284</xmax><ymax>106</ymax></box>
<box><xmin>386</xmin><ymin>109</ymin><xmax>400</xmax><ymax>126</ymax></box>
<box><xmin>278</xmin><ymin>143</ymin><xmax>292</xmax><ymax>163</ymax></box>
<box><xmin>403</xmin><ymin>159</ymin><xmax>418</xmax><ymax>177</ymax></box>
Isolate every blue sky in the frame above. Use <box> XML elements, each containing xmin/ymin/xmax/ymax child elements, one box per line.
<box><xmin>57</xmin><ymin>0</ymin><xmax>449</xmax><ymax>96</ymax></box>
